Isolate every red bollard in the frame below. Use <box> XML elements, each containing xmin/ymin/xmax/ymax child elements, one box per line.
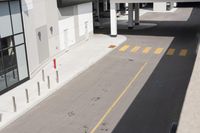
<box><xmin>53</xmin><ymin>59</ymin><xmax>56</xmax><ymax>69</ymax></box>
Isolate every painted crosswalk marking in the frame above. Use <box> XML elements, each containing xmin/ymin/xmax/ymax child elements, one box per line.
<box><xmin>154</xmin><ymin>48</ymin><xmax>164</xmax><ymax>55</ymax></box>
<box><xmin>118</xmin><ymin>45</ymin><xmax>189</xmax><ymax>57</ymax></box>
<box><xmin>143</xmin><ymin>47</ymin><xmax>152</xmax><ymax>54</ymax></box>
<box><xmin>131</xmin><ymin>46</ymin><xmax>140</xmax><ymax>53</ymax></box>
<box><xmin>179</xmin><ymin>49</ymin><xmax>188</xmax><ymax>57</ymax></box>
<box><xmin>166</xmin><ymin>48</ymin><xmax>176</xmax><ymax>56</ymax></box>
<box><xmin>119</xmin><ymin>45</ymin><xmax>130</xmax><ymax>52</ymax></box>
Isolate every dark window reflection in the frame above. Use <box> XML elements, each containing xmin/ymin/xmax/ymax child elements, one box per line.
<box><xmin>0</xmin><ymin>36</ymin><xmax>19</xmax><ymax>89</ymax></box>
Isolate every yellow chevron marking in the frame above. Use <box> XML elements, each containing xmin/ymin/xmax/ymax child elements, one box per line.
<box><xmin>143</xmin><ymin>47</ymin><xmax>152</xmax><ymax>54</ymax></box>
<box><xmin>131</xmin><ymin>46</ymin><xmax>141</xmax><ymax>53</ymax></box>
<box><xmin>154</xmin><ymin>48</ymin><xmax>164</xmax><ymax>55</ymax></box>
<box><xmin>119</xmin><ymin>45</ymin><xmax>130</xmax><ymax>52</ymax></box>
<box><xmin>179</xmin><ymin>49</ymin><xmax>188</xmax><ymax>57</ymax></box>
<box><xmin>166</xmin><ymin>48</ymin><xmax>175</xmax><ymax>56</ymax></box>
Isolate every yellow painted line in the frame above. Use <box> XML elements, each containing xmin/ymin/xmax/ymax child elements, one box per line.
<box><xmin>119</xmin><ymin>45</ymin><xmax>130</xmax><ymax>52</ymax></box>
<box><xmin>131</xmin><ymin>46</ymin><xmax>141</xmax><ymax>53</ymax></box>
<box><xmin>154</xmin><ymin>48</ymin><xmax>164</xmax><ymax>55</ymax></box>
<box><xmin>179</xmin><ymin>49</ymin><xmax>188</xmax><ymax>57</ymax></box>
<box><xmin>90</xmin><ymin>62</ymin><xmax>148</xmax><ymax>133</ymax></box>
<box><xmin>166</xmin><ymin>48</ymin><xmax>175</xmax><ymax>56</ymax></box>
<box><xmin>142</xmin><ymin>47</ymin><xmax>152</xmax><ymax>54</ymax></box>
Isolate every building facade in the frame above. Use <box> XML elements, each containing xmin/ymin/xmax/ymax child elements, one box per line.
<box><xmin>0</xmin><ymin>0</ymin><xmax>93</xmax><ymax>94</ymax></box>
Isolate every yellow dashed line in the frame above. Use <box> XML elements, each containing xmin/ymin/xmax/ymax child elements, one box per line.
<box><xmin>131</xmin><ymin>46</ymin><xmax>140</xmax><ymax>53</ymax></box>
<box><xmin>154</xmin><ymin>48</ymin><xmax>164</xmax><ymax>55</ymax></box>
<box><xmin>166</xmin><ymin>48</ymin><xmax>175</xmax><ymax>56</ymax></box>
<box><xmin>179</xmin><ymin>49</ymin><xmax>188</xmax><ymax>57</ymax></box>
<box><xmin>90</xmin><ymin>62</ymin><xmax>148</xmax><ymax>133</ymax></box>
<box><xmin>119</xmin><ymin>45</ymin><xmax>130</xmax><ymax>52</ymax></box>
<box><xmin>143</xmin><ymin>47</ymin><xmax>152</xmax><ymax>54</ymax></box>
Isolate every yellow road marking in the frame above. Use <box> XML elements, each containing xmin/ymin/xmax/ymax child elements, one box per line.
<box><xmin>90</xmin><ymin>62</ymin><xmax>148</xmax><ymax>133</ymax></box>
<box><xmin>179</xmin><ymin>49</ymin><xmax>188</xmax><ymax>57</ymax></box>
<box><xmin>166</xmin><ymin>48</ymin><xmax>175</xmax><ymax>56</ymax></box>
<box><xmin>131</xmin><ymin>46</ymin><xmax>141</xmax><ymax>53</ymax></box>
<box><xmin>143</xmin><ymin>47</ymin><xmax>152</xmax><ymax>54</ymax></box>
<box><xmin>154</xmin><ymin>48</ymin><xmax>164</xmax><ymax>55</ymax></box>
<box><xmin>119</xmin><ymin>45</ymin><xmax>130</xmax><ymax>52</ymax></box>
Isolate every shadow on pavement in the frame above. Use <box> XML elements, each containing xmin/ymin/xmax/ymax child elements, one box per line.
<box><xmin>94</xmin><ymin>8</ymin><xmax>200</xmax><ymax>133</ymax></box>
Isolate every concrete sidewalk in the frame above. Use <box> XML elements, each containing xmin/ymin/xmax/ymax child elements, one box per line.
<box><xmin>177</xmin><ymin>34</ymin><xmax>200</xmax><ymax>133</ymax></box>
<box><xmin>0</xmin><ymin>34</ymin><xmax>126</xmax><ymax>130</ymax></box>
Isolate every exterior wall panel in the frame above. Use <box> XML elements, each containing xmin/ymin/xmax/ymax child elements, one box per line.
<box><xmin>77</xmin><ymin>2</ymin><xmax>93</xmax><ymax>37</ymax></box>
<box><xmin>58</xmin><ymin>2</ymin><xmax>93</xmax><ymax>50</ymax></box>
<box><xmin>22</xmin><ymin>0</ymin><xmax>60</xmax><ymax>76</ymax></box>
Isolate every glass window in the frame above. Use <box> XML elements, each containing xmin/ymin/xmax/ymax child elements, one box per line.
<box><xmin>0</xmin><ymin>0</ymin><xmax>29</xmax><ymax>94</ymax></box>
<box><xmin>0</xmin><ymin>74</ymin><xmax>6</xmax><ymax>92</ymax></box>
<box><xmin>16</xmin><ymin>44</ymin><xmax>28</xmax><ymax>80</ymax></box>
<box><xmin>0</xmin><ymin>2</ymin><xmax>12</xmax><ymax>38</ymax></box>
<box><xmin>0</xmin><ymin>53</ymin><xmax>6</xmax><ymax>91</ymax></box>
<box><xmin>14</xmin><ymin>34</ymin><xmax>24</xmax><ymax>45</ymax></box>
<box><xmin>0</xmin><ymin>36</ymin><xmax>14</xmax><ymax>50</ymax></box>
<box><xmin>2</xmin><ymin>47</ymin><xmax>19</xmax><ymax>87</ymax></box>
<box><xmin>10</xmin><ymin>1</ymin><xmax>23</xmax><ymax>34</ymax></box>
<box><xmin>6</xmin><ymin>68</ymin><xmax>19</xmax><ymax>87</ymax></box>
<box><xmin>2</xmin><ymin>47</ymin><xmax>17</xmax><ymax>73</ymax></box>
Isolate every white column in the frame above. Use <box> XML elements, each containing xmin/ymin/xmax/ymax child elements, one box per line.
<box><xmin>110</xmin><ymin>3</ymin><xmax>117</xmax><ymax>37</ymax></box>
<box><xmin>128</xmin><ymin>3</ymin><xmax>133</xmax><ymax>28</ymax></box>
<box><xmin>135</xmin><ymin>3</ymin><xmax>140</xmax><ymax>25</ymax></box>
<box><xmin>96</xmin><ymin>0</ymin><xmax>100</xmax><ymax>21</ymax></box>
<box><xmin>153</xmin><ymin>2</ymin><xmax>167</xmax><ymax>12</ymax></box>
<box><xmin>125</xmin><ymin>3</ymin><xmax>128</xmax><ymax>14</ymax></box>
<box><xmin>103</xmin><ymin>0</ymin><xmax>108</xmax><ymax>11</ymax></box>
<box><xmin>174</xmin><ymin>2</ymin><xmax>177</xmax><ymax>7</ymax></box>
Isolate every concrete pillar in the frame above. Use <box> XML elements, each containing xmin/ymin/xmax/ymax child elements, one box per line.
<box><xmin>168</xmin><ymin>2</ymin><xmax>174</xmax><ymax>10</ymax></box>
<box><xmin>103</xmin><ymin>0</ymin><xmax>108</xmax><ymax>11</ymax></box>
<box><xmin>153</xmin><ymin>2</ymin><xmax>167</xmax><ymax>12</ymax></box>
<box><xmin>135</xmin><ymin>3</ymin><xmax>140</xmax><ymax>25</ymax></box>
<box><xmin>96</xmin><ymin>0</ymin><xmax>100</xmax><ymax>21</ymax></box>
<box><xmin>128</xmin><ymin>3</ymin><xmax>133</xmax><ymax>29</ymax></box>
<box><xmin>110</xmin><ymin>3</ymin><xmax>117</xmax><ymax>37</ymax></box>
<box><xmin>125</xmin><ymin>3</ymin><xmax>128</xmax><ymax>14</ymax></box>
<box><xmin>173</xmin><ymin>2</ymin><xmax>177</xmax><ymax>7</ymax></box>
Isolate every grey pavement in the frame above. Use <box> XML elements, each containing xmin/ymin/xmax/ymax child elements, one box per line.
<box><xmin>111</xmin><ymin>8</ymin><xmax>199</xmax><ymax>133</ymax></box>
<box><xmin>0</xmin><ymin>7</ymin><xmax>199</xmax><ymax>133</ymax></box>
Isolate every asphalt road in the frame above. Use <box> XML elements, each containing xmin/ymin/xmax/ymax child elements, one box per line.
<box><xmin>111</xmin><ymin>8</ymin><xmax>199</xmax><ymax>133</ymax></box>
<box><xmin>0</xmin><ymin>7</ymin><xmax>199</xmax><ymax>133</ymax></box>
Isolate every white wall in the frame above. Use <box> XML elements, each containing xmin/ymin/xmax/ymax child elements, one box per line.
<box><xmin>58</xmin><ymin>17</ymin><xmax>76</xmax><ymax>50</ymax></box>
<box><xmin>77</xmin><ymin>2</ymin><xmax>93</xmax><ymax>37</ymax></box>
<box><xmin>21</xmin><ymin>0</ymin><xmax>33</xmax><ymax>11</ymax></box>
<box><xmin>22</xmin><ymin>0</ymin><xmax>60</xmax><ymax>76</ymax></box>
<box><xmin>58</xmin><ymin>2</ymin><xmax>93</xmax><ymax>51</ymax></box>
<box><xmin>153</xmin><ymin>2</ymin><xmax>167</xmax><ymax>12</ymax></box>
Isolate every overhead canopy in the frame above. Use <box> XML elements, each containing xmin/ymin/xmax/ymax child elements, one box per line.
<box><xmin>57</xmin><ymin>0</ymin><xmax>93</xmax><ymax>7</ymax></box>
